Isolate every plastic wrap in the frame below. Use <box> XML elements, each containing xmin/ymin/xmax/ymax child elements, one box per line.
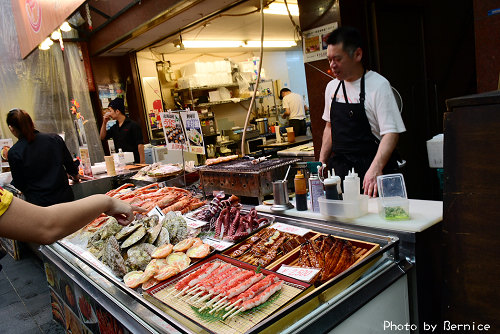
<box><xmin>0</xmin><ymin>1</ymin><xmax>104</xmax><ymax>163</ymax></box>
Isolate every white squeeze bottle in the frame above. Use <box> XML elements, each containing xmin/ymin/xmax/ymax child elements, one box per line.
<box><xmin>117</xmin><ymin>148</ymin><xmax>125</xmax><ymax>172</ymax></box>
<box><xmin>343</xmin><ymin>168</ymin><xmax>360</xmax><ymax>201</ymax></box>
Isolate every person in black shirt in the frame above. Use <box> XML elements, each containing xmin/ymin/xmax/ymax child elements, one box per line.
<box><xmin>6</xmin><ymin>108</ymin><xmax>79</xmax><ymax>206</ymax></box>
<box><xmin>100</xmin><ymin>97</ymin><xmax>145</xmax><ymax>164</ymax></box>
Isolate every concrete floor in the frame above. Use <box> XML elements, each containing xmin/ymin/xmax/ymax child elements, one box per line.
<box><xmin>0</xmin><ymin>249</ymin><xmax>64</xmax><ymax>334</ymax></box>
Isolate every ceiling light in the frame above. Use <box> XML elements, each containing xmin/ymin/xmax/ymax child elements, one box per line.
<box><xmin>39</xmin><ymin>43</ymin><xmax>50</xmax><ymax>50</ymax></box>
<box><xmin>263</xmin><ymin>2</ymin><xmax>299</xmax><ymax>16</ymax></box>
<box><xmin>178</xmin><ymin>40</ymin><xmax>297</xmax><ymax>48</ymax></box>
<box><xmin>51</xmin><ymin>30</ymin><xmax>61</xmax><ymax>40</ymax></box>
<box><xmin>60</xmin><ymin>22</ymin><xmax>72</xmax><ymax>32</ymax></box>
<box><xmin>181</xmin><ymin>40</ymin><xmax>244</xmax><ymax>48</ymax></box>
<box><xmin>244</xmin><ymin>40</ymin><xmax>297</xmax><ymax>48</ymax></box>
<box><xmin>43</xmin><ymin>37</ymin><xmax>54</xmax><ymax>46</ymax></box>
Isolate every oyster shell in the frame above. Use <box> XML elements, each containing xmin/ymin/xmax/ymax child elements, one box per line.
<box><xmin>100</xmin><ymin>217</ymin><xmax>122</xmax><ymax>239</ymax></box>
<box><xmin>121</xmin><ymin>226</ymin><xmax>147</xmax><ymax>249</ymax></box>
<box><xmin>115</xmin><ymin>223</ymin><xmax>142</xmax><ymax>241</ymax></box>
<box><xmin>125</xmin><ymin>243</ymin><xmax>155</xmax><ymax>271</ymax></box>
<box><xmin>147</xmin><ymin>223</ymin><xmax>162</xmax><ymax>244</ymax></box>
<box><xmin>154</xmin><ymin>227</ymin><xmax>170</xmax><ymax>247</ymax></box>
<box><xmin>145</xmin><ymin>215</ymin><xmax>160</xmax><ymax>229</ymax></box>
<box><xmin>102</xmin><ymin>236</ymin><xmax>127</xmax><ymax>278</ymax></box>
<box><xmin>162</xmin><ymin>212</ymin><xmax>188</xmax><ymax>244</ymax></box>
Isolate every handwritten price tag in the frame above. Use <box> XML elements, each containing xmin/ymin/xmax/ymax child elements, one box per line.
<box><xmin>186</xmin><ymin>218</ymin><xmax>208</xmax><ymax>229</ymax></box>
<box><xmin>148</xmin><ymin>206</ymin><xmax>165</xmax><ymax>219</ymax></box>
<box><xmin>277</xmin><ymin>265</ymin><xmax>320</xmax><ymax>282</ymax></box>
<box><xmin>202</xmin><ymin>237</ymin><xmax>234</xmax><ymax>251</ymax></box>
<box><xmin>272</xmin><ymin>223</ymin><xmax>311</xmax><ymax>236</ymax></box>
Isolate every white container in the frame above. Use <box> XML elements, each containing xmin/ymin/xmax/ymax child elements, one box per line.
<box><xmin>318</xmin><ymin>195</ymin><xmax>369</xmax><ymax>219</ymax></box>
<box><xmin>426</xmin><ymin>134</ymin><xmax>443</xmax><ymax>168</ymax></box>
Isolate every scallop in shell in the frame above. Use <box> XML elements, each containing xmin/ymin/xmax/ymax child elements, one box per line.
<box><xmin>121</xmin><ymin>226</ymin><xmax>147</xmax><ymax>249</ymax></box>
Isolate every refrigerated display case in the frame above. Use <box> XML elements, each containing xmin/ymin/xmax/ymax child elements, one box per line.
<box><xmin>41</xmin><ymin>213</ymin><xmax>413</xmax><ymax>334</ymax></box>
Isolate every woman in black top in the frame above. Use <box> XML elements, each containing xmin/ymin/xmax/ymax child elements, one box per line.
<box><xmin>6</xmin><ymin>109</ymin><xmax>79</xmax><ymax>206</ymax></box>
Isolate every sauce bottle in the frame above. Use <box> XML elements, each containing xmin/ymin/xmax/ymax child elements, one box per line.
<box><xmin>324</xmin><ymin>169</ymin><xmax>341</xmax><ymax>200</ymax></box>
<box><xmin>343</xmin><ymin>168</ymin><xmax>361</xmax><ymax>201</ymax></box>
<box><xmin>309</xmin><ymin>169</ymin><xmax>324</xmax><ymax>212</ymax></box>
<box><xmin>294</xmin><ymin>170</ymin><xmax>308</xmax><ymax>211</ymax></box>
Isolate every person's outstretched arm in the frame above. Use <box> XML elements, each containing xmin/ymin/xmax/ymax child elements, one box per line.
<box><xmin>0</xmin><ymin>194</ymin><xmax>138</xmax><ymax>244</ymax></box>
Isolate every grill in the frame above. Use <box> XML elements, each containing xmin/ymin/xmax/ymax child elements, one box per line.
<box><xmin>199</xmin><ymin>158</ymin><xmax>300</xmax><ymax>203</ymax></box>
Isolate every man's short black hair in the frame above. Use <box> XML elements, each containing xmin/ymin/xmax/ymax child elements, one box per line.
<box><xmin>108</xmin><ymin>97</ymin><xmax>125</xmax><ymax>113</ymax></box>
<box><xmin>326</xmin><ymin>26</ymin><xmax>363</xmax><ymax>57</ymax></box>
<box><xmin>279</xmin><ymin>88</ymin><xmax>291</xmax><ymax>100</ymax></box>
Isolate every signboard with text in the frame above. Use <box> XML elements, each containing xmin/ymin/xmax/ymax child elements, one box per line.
<box><xmin>303</xmin><ymin>22</ymin><xmax>338</xmax><ymax>63</ymax></box>
<box><xmin>11</xmin><ymin>0</ymin><xmax>86</xmax><ymax>58</ymax></box>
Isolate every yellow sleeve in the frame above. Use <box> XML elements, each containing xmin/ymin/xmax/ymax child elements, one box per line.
<box><xmin>0</xmin><ymin>188</ymin><xmax>14</xmax><ymax>216</ymax></box>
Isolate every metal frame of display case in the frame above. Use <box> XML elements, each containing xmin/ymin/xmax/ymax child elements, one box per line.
<box><xmin>41</xmin><ymin>213</ymin><xmax>410</xmax><ymax>334</ymax></box>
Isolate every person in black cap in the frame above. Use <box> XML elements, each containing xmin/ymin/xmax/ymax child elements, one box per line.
<box><xmin>100</xmin><ymin>97</ymin><xmax>145</xmax><ymax>164</ymax></box>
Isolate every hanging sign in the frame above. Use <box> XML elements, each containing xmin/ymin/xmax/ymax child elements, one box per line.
<box><xmin>181</xmin><ymin>110</ymin><xmax>205</xmax><ymax>155</ymax></box>
<box><xmin>303</xmin><ymin>22</ymin><xmax>338</xmax><ymax>63</ymax></box>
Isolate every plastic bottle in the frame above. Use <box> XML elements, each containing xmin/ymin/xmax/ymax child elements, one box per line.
<box><xmin>294</xmin><ymin>170</ymin><xmax>308</xmax><ymax>211</ymax></box>
<box><xmin>324</xmin><ymin>169</ymin><xmax>341</xmax><ymax>200</ymax></box>
<box><xmin>308</xmin><ymin>168</ymin><xmax>324</xmax><ymax>212</ymax></box>
<box><xmin>343</xmin><ymin>168</ymin><xmax>361</xmax><ymax>201</ymax></box>
<box><xmin>116</xmin><ymin>148</ymin><xmax>125</xmax><ymax>172</ymax></box>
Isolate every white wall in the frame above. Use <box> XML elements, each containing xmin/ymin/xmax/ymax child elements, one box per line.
<box><xmin>136</xmin><ymin>49</ymin><xmax>309</xmax><ymax>131</ymax></box>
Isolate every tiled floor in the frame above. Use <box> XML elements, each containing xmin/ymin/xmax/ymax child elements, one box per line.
<box><xmin>0</xmin><ymin>249</ymin><xmax>64</xmax><ymax>334</ymax></box>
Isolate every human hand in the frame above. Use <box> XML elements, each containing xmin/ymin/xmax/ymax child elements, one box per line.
<box><xmin>103</xmin><ymin>112</ymin><xmax>111</xmax><ymax>122</ymax></box>
<box><xmin>105</xmin><ymin>198</ymin><xmax>146</xmax><ymax>225</ymax></box>
<box><xmin>363</xmin><ymin>164</ymin><xmax>383</xmax><ymax>197</ymax></box>
<box><xmin>69</xmin><ymin>174</ymin><xmax>80</xmax><ymax>183</ymax></box>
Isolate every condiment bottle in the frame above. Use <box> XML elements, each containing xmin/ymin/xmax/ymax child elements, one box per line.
<box><xmin>294</xmin><ymin>170</ymin><xmax>308</xmax><ymax>211</ymax></box>
<box><xmin>343</xmin><ymin>168</ymin><xmax>360</xmax><ymax>201</ymax></box>
<box><xmin>324</xmin><ymin>169</ymin><xmax>341</xmax><ymax>200</ymax></box>
<box><xmin>308</xmin><ymin>167</ymin><xmax>324</xmax><ymax>212</ymax></box>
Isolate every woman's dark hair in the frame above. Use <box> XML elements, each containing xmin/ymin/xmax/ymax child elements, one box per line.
<box><xmin>326</xmin><ymin>26</ymin><xmax>364</xmax><ymax>57</ymax></box>
<box><xmin>7</xmin><ymin>108</ymin><xmax>35</xmax><ymax>142</ymax></box>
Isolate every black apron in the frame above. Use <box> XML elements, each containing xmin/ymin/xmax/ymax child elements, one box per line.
<box><xmin>328</xmin><ymin>70</ymin><xmax>399</xmax><ymax>189</ymax></box>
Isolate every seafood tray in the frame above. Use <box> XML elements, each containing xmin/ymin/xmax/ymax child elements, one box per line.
<box><xmin>143</xmin><ymin>254</ymin><xmax>311</xmax><ymax>334</ymax></box>
<box><xmin>269</xmin><ymin>233</ymin><xmax>380</xmax><ymax>286</ymax></box>
<box><xmin>223</xmin><ymin>225</ymin><xmax>320</xmax><ymax>269</ymax></box>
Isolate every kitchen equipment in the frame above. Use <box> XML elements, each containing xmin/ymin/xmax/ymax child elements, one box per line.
<box><xmin>225</xmin><ymin>127</ymin><xmax>260</xmax><ymax>141</ymax></box>
<box><xmin>199</xmin><ymin>157</ymin><xmax>300</xmax><ymax>203</ymax></box>
<box><xmin>206</xmin><ymin>144</ymin><xmax>216</xmax><ymax>158</ymax></box>
<box><xmin>271</xmin><ymin>180</ymin><xmax>294</xmax><ymax>211</ymax></box>
<box><xmin>255</xmin><ymin>118</ymin><xmax>269</xmax><ymax>134</ymax></box>
<box><xmin>245</xmin><ymin>137</ymin><xmax>266</xmax><ymax>154</ymax></box>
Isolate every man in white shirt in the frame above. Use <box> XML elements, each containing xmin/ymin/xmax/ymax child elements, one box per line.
<box><xmin>280</xmin><ymin>88</ymin><xmax>309</xmax><ymax>136</ymax></box>
<box><xmin>319</xmin><ymin>26</ymin><xmax>406</xmax><ymax>197</ymax></box>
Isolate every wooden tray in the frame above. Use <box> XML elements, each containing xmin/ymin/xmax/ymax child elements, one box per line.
<box><xmin>222</xmin><ymin>225</ymin><xmax>320</xmax><ymax>269</ymax></box>
<box><xmin>269</xmin><ymin>233</ymin><xmax>380</xmax><ymax>285</ymax></box>
<box><xmin>143</xmin><ymin>254</ymin><xmax>311</xmax><ymax>334</ymax></box>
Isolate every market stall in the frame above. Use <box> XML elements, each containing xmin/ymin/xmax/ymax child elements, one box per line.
<box><xmin>38</xmin><ymin>178</ymin><xmax>444</xmax><ymax>334</ymax></box>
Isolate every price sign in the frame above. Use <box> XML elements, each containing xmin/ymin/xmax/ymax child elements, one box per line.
<box><xmin>186</xmin><ymin>218</ymin><xmax>208</xmax><ymax>229</ymax></box>
<box><xmin>277</xmin><ymin>265</ymin><xmax>320</xmax><ymax>282</ymax></box>
<box><xmin>202</xmin><ymin>237</ymin><xmax>234</xmax><ymax>251</ymax></box>
<box><xmin>148</xmin><ymin>206</ymin><xmax>165</xmax><ymax>219</ymax></box>
<box><xmin>272</xmin><ymin>223</ymin><xmax>311</xmax><ymax>236</ymax></box>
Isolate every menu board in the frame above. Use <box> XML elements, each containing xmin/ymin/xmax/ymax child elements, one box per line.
<box><xmin>181</xmin><ymin>110</ymin><xmax>205</xmax><ymax>155</ymax></box>
<box><xmin>160</xmin><ymin>111</ymin><xmax>205</xmax><ymax>154</ymax></box>
<box><xmin>303</xmin><ymin>22</ymin><xmax>338</xmax><ymax>63</ymax></box>
<box><xmin>0</xmin><ymin>138</ymin><xmax>13</xmax><ymax>170</ymax></box>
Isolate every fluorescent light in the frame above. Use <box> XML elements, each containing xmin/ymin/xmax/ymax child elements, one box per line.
<box><xmin>179</xmin><ymin>40</ymin><xmax>297</xmax><ymax>48</ymax></box>
<box><xmin>244</xmin><ymin>40</ymin><xmax>297</xmax><ymax>48</ymax></box>
<box><xmin>60</xmin><ymin>22</ymin><xmax>72</xmax><ymax>32</ymax></box>
<box><xmin>180</xmin><ymin>40</ymin><xmax>244</xmax><ymax>48</ymax></box>
<box><xmin>263</xmin><ymin>2</ymin><xmax>299</xmax><ymax>16</ymax></box>
<box><xmin>51</xmin><ymin>30</ymin><xmax>61</xmax><ymax>40</ymax></box>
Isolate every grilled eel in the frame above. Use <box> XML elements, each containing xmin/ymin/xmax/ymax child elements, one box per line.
<box><xmin>324</xmin><ymin>241</ymin><xmax>355</xmax><ymax>282</ymax></box>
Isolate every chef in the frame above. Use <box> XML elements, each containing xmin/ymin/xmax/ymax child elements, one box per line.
<box><xmin>319</xmin><ymin>26</ymin><xmax>406</xmax><ymax>197</ymax></box>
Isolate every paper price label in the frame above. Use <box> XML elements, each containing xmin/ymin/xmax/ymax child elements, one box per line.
<box><xmin>186</xmin><ymin>218</ymin><xmax>208</xmax><ymax>229</ymax></box>
<box><xmin>148</xmin><ymin>206</ymin><xmax>165</xmax><ymax>219</ymax></box>
<box><xmin>277</xmin><ymin>265</ymin><xmax>320</xmax><ymax>282</ymax></box>
<box><xmin>272</xmin><ymin>223</ymin><xmax>311</xmax><ymax>236</ymax></box>
<box><xmin>202</xmin><ymin>237</ymin><xmax>234</xmax><ymax>251</ymax></box>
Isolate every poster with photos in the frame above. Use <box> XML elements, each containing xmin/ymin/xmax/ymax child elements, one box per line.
<box><xmin>303</xmin><ymin>22</ymin><xmax>338</xmax><ymax>63</ymax></box>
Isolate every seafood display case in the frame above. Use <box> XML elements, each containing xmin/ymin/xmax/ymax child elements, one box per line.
<box><xmin>40</xmin><ymin>213</ymin><xmax>412</xmax><ymax>334</ymax></box>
